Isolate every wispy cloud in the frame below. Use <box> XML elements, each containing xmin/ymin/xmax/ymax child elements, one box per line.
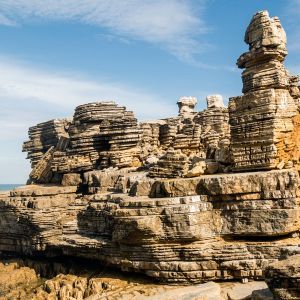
<box><xmin>0</xmin><ymin>54</ymin><xmax>180</xmax><ymax>183</ymax></box>
<box><xmin>285</xmin><ymin>0</ymin><xmax>300</xmax><ymax>51</ymax></box>
<box><xmin>0</xmin><ymin>55</ymin><xmax>177</xmax><ymax>141</ymax></box>
<box><xmin>0</xmin><ymin>0</ymin><xmax>207</xmax><ymax>61</ymax></box>
<box><xmin>0</xmin><ymin>12</ymin><xmax>16</xmax><ymax>25</ymax></box>
<box><xmin>96</xmin><ymin>33</ymin><xmax>131</xmax><ymax>45</ymax></box>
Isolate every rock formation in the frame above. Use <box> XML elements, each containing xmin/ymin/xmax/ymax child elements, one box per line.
<box><xmin>229</xmin><ymin>11</ymin><xmax>300</xmax><ymax>172</ymax></box>
<box><xmin>148</xmin><ymin>95</ymin><xmax>230</xmax><ymax>178</ymax></box>
<box><xmin>265</xmin><ymin>254</ymin><xmax>300</xmax><ymax>300</ymax></box>
<box><xmin>177</xmin><ymin>96</ymin><xmax>198</xmax><ymax>118</ymax></box>
<box><xmin>0</xmin><ymin>10</ymin><xmax>300</xmax><ymax>300</ymax></box>
<box><xmin>0</xmin><ymin>257</ymin><xmax>275</xmax><ymax>299</ymax></box>
<box><xmin>23</xmin><ymin>102</ymin><xmax>143</xmax><ymax>184</ymax></box>
<box><xmin>23</xmin><ymin>119</ymin><xmax>70</xmax><ymax>168</ymax></box>
<box><xmin>0</xmin><ymin>167</ymin><xmax>299</xmax><ymax>286</ymax></box>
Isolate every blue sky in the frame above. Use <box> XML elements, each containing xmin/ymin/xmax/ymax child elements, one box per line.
<box><xmin>0</xmin><ymin>0</ymin><xmax>300</xmax><ymax>183</ymax></box>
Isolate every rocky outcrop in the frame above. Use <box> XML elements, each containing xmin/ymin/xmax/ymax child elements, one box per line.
<box><xmin>177</xmin><ymin>96</ymin><xmax>198</xmax><ymax>118</ymax></box>
<box><xmin>195</xmin><ymin>95</ymin><xmax>230</xmax><ymax>162</ymax></box>
<box><xmin>229</xmin><ymin>11</ymin><xmax>300</xmax><ymax>172</ymax></box>
<box><xmin>149</xmin><ymin>148</ymin><xmax>190</xmax><ymax>178</ymax></box>
<box><xmin>52</xmin><ymin>102</ymin><xmax>142</xmax><ymax>173</ymax></box>
<box><xmin>148</xmin><ymin>95</ymin><xmax>230</xmax><ymax>178</ymax></box>
<box><xmin>22</xmin><ymin>94</ymin><xmax>230</xmax><ymax>184</ymax></box>
<box><xmin>0</xmin><ymin>258</ymin><xmax>187</xmax><ymax>300</ymax></box>
<box><xmin>23</xmin><ymin>102</ymin><xmax>143</xmax><ymax>184</ymax></box>
<box><xmin>23</xmin><ymin>119</ymin><xmax>70</xmax><ymax>168</ymax></box>
<box><xmin>0</xmin><ymin>168</ymin><xmax>299</xmax><ymax>284</ymax></box>
<box><xmin>1</xmin><ymin>10</ymin><xmax>300</xmax><ymax>297</ymax></box>
<box><xmin>0</xmin><ymin>258</ymin><xmax>276</xmax><ymax>300</ymax></box>
<box><xmin>265</xmin><ymin>254</ymin><xmax>300</xmax><ymax>300</ymax></box>
<box><xmin>0</xmin><ymin>260</ymin><xmax>39</xmax><ymax>298</ymax></box>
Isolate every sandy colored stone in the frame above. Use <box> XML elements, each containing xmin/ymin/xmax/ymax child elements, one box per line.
<box><xmin>141</xmin><ymin>282</ymin><xmax>222</xmax><ymax>300</ymax></box>
<box><xmin>265</xmin><ymin>254</ymin><xmax>300</xmax><ymax>300</ymax></box>
<box><xmin>225</xmin><ymin>281</ymin><xmax>269</xmax><ymax>300</ymax></box>
<box><xmin>185</xmin><ymin>161</ymin><xmax>206</xmax><ymax>177</ymax></box>
<box><xmin>61</xmin><ymin>173</ymin><xmax>82</xmax><ymax>186</ymax></box>
<box><xmin>177</xmin><ymin>96</ymin><xmax>197</xmax><ymax>118</ymax></box>
<box><xmin>2</xmin><ymin>9</ymin><xmax>300</xmax><ymax>289</ymax></box>
<box><xmin>230</xmin><ymin>11</ymin><xmax>300</xmax><ymax>172</ymax></box>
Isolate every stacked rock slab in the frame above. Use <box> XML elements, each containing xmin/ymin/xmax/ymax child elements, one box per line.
<box><xmin>28</xmin><ymin>147</ymin><xmax>55</xmax><ymax>184</ymax></box>
<box><xmin>148</xmin><ymin>96</ymin><xmax>230</xmax><ymax>178</ymax></box>
<box><xmin>158</xmin><ymin>97</ymin><xmax>201</xmax><ymax>152</ymax></box>
<box><xmin>139</xmin><ymin>120</ymin><xmax>162</xmax><ymax>161</ymax></box>
<box><xmin>229</xmin><ymin>11</ymin><xmax>300</xmax><ymax>171</ymax></box>
<box><xmin>0</xmin><ymin>168</ymin><xmax>299</xmax><ymax>284</ymax></box>
<box><xmin>22</xmin><ymin>96</ymin><xmax>231</xmax><ymax>183</ymax></box>
<box><xmin>148</xmin><ymin>148</ymin><xmax>190</xmax><ymax>178</ymax></box>
<box><xmin>154</xmin><ymin>98</ymin><xmax>200</xmax><ymax>154</ymax></box>
<box><xmin>51</xmin><ymin>102</ymin><xmax>142</xmax><ymax>173</ymax></box>
<box><xmin>23</xmin><ymin>102</ymin><xmax>143</xmax><ymax>183</ymax></box>
<box><xmin>4</xmin><ymin>10</ymin><xmax>300</xmax><ymax>292</ymax></box>
<box><xmin>265</xmin><ymin>254</ymin><xmax>300</xmax><ymax>300</ymax></box>
<box><xmin>22</xmin><ymin>119</ymin><xmax>70</xmax><ymax>167</ymax></box>
<box><xmin>195</xmin><ymin>95</ymin><xmax>230</xmax><ymax>160</ymax></box>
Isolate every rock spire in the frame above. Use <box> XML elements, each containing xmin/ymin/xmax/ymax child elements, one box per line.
<box><xmin>229</xmin><ymin>10</ymin><xmax>300</xmax><ymax>171</ymax></box>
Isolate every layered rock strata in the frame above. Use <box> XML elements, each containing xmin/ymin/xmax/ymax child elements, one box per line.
<box><xmin>1</xmin><ymin>10</ymin><xmax>300</xmax><ymax>295</ymax></box>
<box><xmin>52</xmin><ymin>102</ymin><xmax>142</xmax><ymax>172</ymax></box>
<box><xmin>23</xmin><ymin>102</ymin><xmax>143</xmax><ymax>184</ymax></box>
<box><xmin>229</xmin><ymin>11</ymin><xmax>300</xmax><ymax>171</ymax></box>
<box><xmin>265</xmin><ymin>254</ymin><xmax>300</xmax><ymax>300</ymax></box>
<box><xmin>195</xmin><ymin>95</ymin><xmax>230</xmax><ymax>161</ymax></box>
<box><xmin>148</xmin><ymin>95</ymin><xmax>230</xmax><ymax>178</ymax></box>
<box><xmin>0</xmin><ymin>168</ymin><xmax>299</xmax><ymax>284</ymax></box>
<box><xmin>22</xmin><ymin>95</ymin><xmax>230</xmax><ymax>184</ymax></box>
<box><xmin>23</xmin><ymin>119</ymin><xmax>70</xmax><ymax>167</ymax></box>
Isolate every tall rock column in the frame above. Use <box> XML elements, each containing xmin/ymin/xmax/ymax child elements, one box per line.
<box><xmin>229</xmin><ymin>11</ymin><xmax>300</xmax><ymax>171</ymax></box>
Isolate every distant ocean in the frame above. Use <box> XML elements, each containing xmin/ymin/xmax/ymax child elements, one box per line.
<box><xmin>0</xmin><ymin>184</ymin><xmax>24</xmax><ymax>191</ymax></box>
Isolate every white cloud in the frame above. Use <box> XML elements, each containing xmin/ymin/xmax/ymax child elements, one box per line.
<box><xmin>0</xmin><ymin>56</ymin><xmax>175</xmax><ymax>112</ymax></box>
<box><xmin>0</xmin><ymin>55</ymin><xmax>179</xmax><ymax>143</ymax></box>
<box><xmin>0</xmin><ymin>55</ymin><xmax>179</xmax><ymax>183</ymax></box>
<box><xmin>0</xmin><ymin>0</ymin><xmax>207</xmax><ymax>61</ymax></box>
<box><xmin>0</xmin><ymin>12</ymin><xmax>15</xmax><ymax>25</ymax></box>
<box><xmin>285</xmin><ymin>0</ymin><xmax>300</xmax><ymax>51</ymax></box>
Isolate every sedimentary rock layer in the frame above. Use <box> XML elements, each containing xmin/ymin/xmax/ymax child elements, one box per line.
<box><xmin>3</xmin><ymin>10</ymin><xmax>300</xmax><ymax>295</ymax></box>
<box><xmin>265</xmin><ymin>254</ymin><xmax>300</xmax><ymax>300</ymax></box>
<box><xmin>23</xmin><ymin>119</ymin><xmax>70</xmax><ymax>167</ymax></box>
<box><xmin>230</xmin><ymin>11</ymin><xmax>300</xmax><ymax>172</ymax></box>
<box><xmin>0</xmin><ymin>169</ymin><xmax>299</xmax><ymax>284</ymax></box>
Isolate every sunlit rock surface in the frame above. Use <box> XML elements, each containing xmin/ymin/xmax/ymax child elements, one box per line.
<box><xmin>230</xmin><ymin>11</ymin><xmax>300</xmax><ymax>172</ymax></box>
<box><xmin>0</xmin><ymin>9</ymin><xmax>300</xmax><ymax>300</ymax></box>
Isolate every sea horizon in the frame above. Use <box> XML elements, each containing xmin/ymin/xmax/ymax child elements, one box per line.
<box><xmin>0</xmin><ymin>184</ymin><xmax>24</xmax><ymax>191</ymax></box>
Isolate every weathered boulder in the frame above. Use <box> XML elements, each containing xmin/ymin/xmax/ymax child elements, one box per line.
<box><xmin>61</xmin><ymin>173</ymin><xmax>82</xmax><ymax>186</ymax></box>
<box><xmin>265</xmin><ymin>254</ymin><xmax>300</xmax><ymax>300</ymax></box>
<box><xmin>177</xmin><ymin>96</ymin><xmax>198</xmax><ymax>118</ymax></box>
<box><xmin>206</xmin><ymin>94</ymin><xmax>225</xmax><ymax>109</ymax></box>
<box><xmin>143</xmin><ymin>282</ymin><xmax>222</xmax><ymax>300</ymax></box>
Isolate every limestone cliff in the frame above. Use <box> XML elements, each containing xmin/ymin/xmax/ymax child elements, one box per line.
<box><xmin>0</xmin><ymin>10</ymin><xmax>300</xmax><ymax>300</ymax></box>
